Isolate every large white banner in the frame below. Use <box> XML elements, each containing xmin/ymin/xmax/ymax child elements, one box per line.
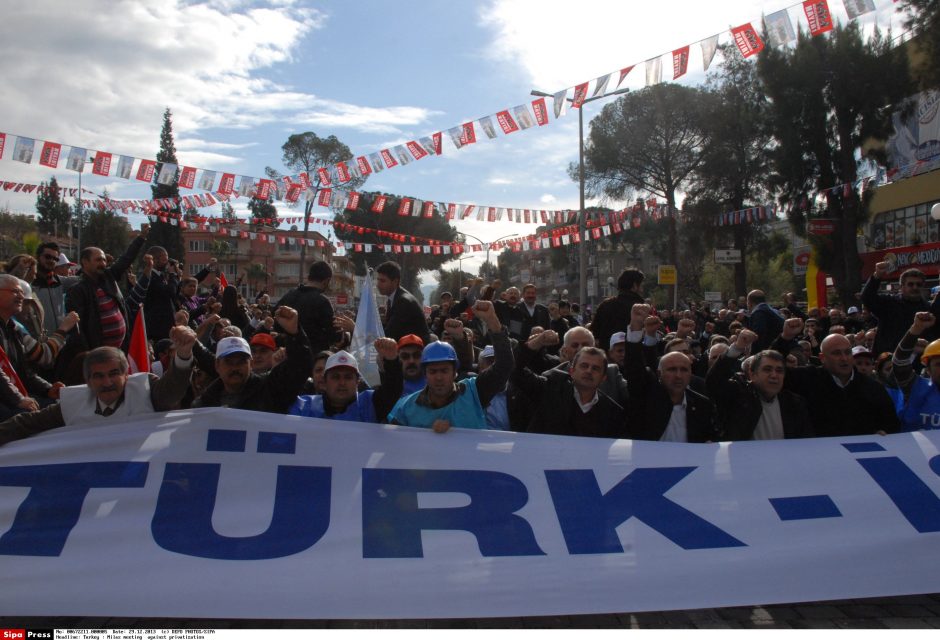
<box><xmin>1</xmin><ymin>408</ymin><xmax>940</xmax><ymax>620</ymax></box>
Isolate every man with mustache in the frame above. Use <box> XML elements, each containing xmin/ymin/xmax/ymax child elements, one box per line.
<box><xmin>0</xmin><ymin>324</ymin><xmax>197</xmax><ymax>446</ymax></box>
<box><xmin>192</xmin><ymin>306</ymin><xmax>312</xmax><ymax>414</ymax></box>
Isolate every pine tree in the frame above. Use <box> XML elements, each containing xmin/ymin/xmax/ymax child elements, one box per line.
<box><xmin>35</xmin><ymin>176</ymin><xmax>72</xmax><ymax>237</ymax></box>
<box><xmin>147</xmin><ymin>107</ymin><xmax>184</xmax><ymax>259</ymax></box>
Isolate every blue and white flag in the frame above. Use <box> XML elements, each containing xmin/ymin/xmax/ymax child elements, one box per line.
<box><xmin>350</xmin><ymin>270</ymin><xmax>385</xmax><ymax>388</ymax></box>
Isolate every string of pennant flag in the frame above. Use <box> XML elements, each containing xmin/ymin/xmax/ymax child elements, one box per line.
<box><xmin>0</xmin><ymin>1</ymin><xmax>900</xmax><ymax>201</ymax></box>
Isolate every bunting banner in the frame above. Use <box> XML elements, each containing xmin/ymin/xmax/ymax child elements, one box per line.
<box><xmin>179</xmin><ymin>165</ymin><xmax>197</xmax><ymax>189</ymax></box>
<box><xmin>765</xmin><ymin>9</ymin><xmax>797</xmax><ymax>48</ymax></box>
<box><xmin>844</xmin><ymin>0</ymin><xmax>876</xmax><ymax>20</ymax></box>
<box><xmin>0</xmin><ymin>133</ymin><xmax>5</xmax><ymax>160</ymax></box>
<box><xmin>12</xmin><ymin>137</ymin><xmax>34</xmax><ymax>164</ymax></box>
<box><xmin>672</xmin><ymin>46</ymin><xmax>690</xmax><ymax>80</ymax></box>
<box><xmin>571</xmin><ymin>83</ymin><xmax>589</xmax><ymax>109</ymax></box>
<box><xmin>700</xmin><ymin>36</ymin><xmax>719</xmax><ymax>71</ymax></box>
<box><xmin>39</xmin><ymin>141</ymin><xmax>61</xmax><ymax>168</ymax></box>
<box><xmin>731</xmin><ymin>23</ymin><xmax>764</xmax><ymax>58</ymax></box>
<box><xmin>117</xmin><ymin>155</ymin><xmax>133</xmax><ymax>180</ymax></box>
<box><xmin>617</xmin><ymin>65</ymin><xmax>635</xmax><ymax>88</ymax></box>
<box><xmin>93</xmin><ymin>151</ymin><xmax>112</xmax><ymax>177</ymax></box>
<box><xmin>646</xmin><ymin>56</ymin><xmax>662</xmax><ymax>87</ymax></box>
<box><xmin>135</xmin><ymin>159</ymin><xmax>156</xmax><ymax>183</ymax></box>
<box><xmin>803</xmin><ymin>0</ymin><xmax>835</xmax><ymax>37</ymax></box>
<box><xmin>66</xmin><ymin>147</ymin><xmax>86</xmax><ymax>173</ymax></box>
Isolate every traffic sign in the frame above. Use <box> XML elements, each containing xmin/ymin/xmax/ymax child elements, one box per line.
<box><xmin>714</xmin><ymin>249</ymin><xmax>742</xmax><ymax>264</ymax></box>
<box><xmin>658</xmin><ymin>265</ymin><xmax>677</xmax><ymax>285</ymax></box>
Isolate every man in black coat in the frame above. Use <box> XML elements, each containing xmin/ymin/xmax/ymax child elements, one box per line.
<box><xmin>376</xmin><ymin>261</ymin><xmax>430</xmax><ymax>344</ymax></box>
<box><xmin>623</xmin><ymin>304</ymin><xmax>719</xmax><ymax>443</ymax></box>
<box><xmin>513</xmin><ymin>330</ymin><xmax>628</xmax><ymax>439</ymax></box>
<box><xmin>591</xmin><ymin>267</ymin><xmax>646</xmax><ymax>351</ymax></box>
<box><xmin>519</xmin><ymin>284</ymin><xmax>550</xmax><ymax>340</ymax></box>
<box><xmin>706</xmin><ymin>329</ymin><xmax>813</xmax><ymax>441</ymax></box>
<box><xmin>66</xmin><ymin>230</ymin><xmax>148</xmax><ymax>351</ymax></box>
<box><xmin>141</xmin><ymin>245</ymin><xmax>181</xmax><ymax>342</ymax></box>
<box><xmin>772</xmin><ymin>317</ymin><xmax>899</xmax><ymax>437</ymax></box>
<box><xmin>862</xmin><ymin>262</ymin><xmax>940</xmax><ymax>355</ymax></box>
<box><xmin>275</xmin><ymin>260</ymin><xmax>341</xmax><ymax>354</ymax></box>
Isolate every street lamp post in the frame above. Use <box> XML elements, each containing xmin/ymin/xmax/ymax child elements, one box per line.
<box><xmin>75</xmin><ymin>154</ymin><xmax>93</xmax><ymax>253</ymax></box>
<box><xmin>531</xmin><ymin>87</ymin><xmax>629</xmax><ymax>310</ymax></box>
<box><xmin>459</xmin><ymin>231</ymin><xmax>519</xmax><ymax>281</ymax></box>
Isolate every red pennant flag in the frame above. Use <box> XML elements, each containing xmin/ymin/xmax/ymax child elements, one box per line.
<box><xmin>462</xmin><ymin>205</ymin><xmax>475</xmax><ymax>220</ymax></box>
<box><xmin>371</xmin><ymin>194</ymin><xmax>387</xmax><ymax>213</ymax></box>
<box><xmin>356</xmin><ymin>156</ymin><xmax>372</xmax><ymax>176</ymax></box>
<box><xmin>446</xmin><ymin>203</ymin><xmax>456</xmax><ymax>220</ymax></box>
<box><xmin>179</xmin><ymin>166</ymin><xmax>196</xmax><ymax>189</ymax></box>
<box><xmin>496</xmin><ymin>110</ymin><xmax>519</xmax><ymax>134</ymax></box>
<box><xmin>398</xmin><ymin>198</ymin><xmax>413</xmax><ymax>216</ymax></box>
<box><xmin>336</xmin><ymin>161</ymin><xmax>351</xmax><ymax>183</ymax></box>
<box><xmin>218</xmin><ymin>173</ymin><xmax>235</xmax><ymax>195</ymax></box>
<box><xmin>461</xmin><ymin>122</ymin><xmax>476</xmax><ymax>145</ymax></box>
<box><xmin>422</xmin><ymin>201</ymin><xmax>435</xmax><ymax>218</ymax></box>
<box><xmin>432</xmin><ymin>132</ymin><xmax>442</xmax><ymax>155</ymax></box>
<box><xmin>571</xmin><ymin>82</ymin><xmax>589</xmax><ymax>108</ymax></box>
<box><xmin>136</xmin><ymin>159</ymin><xmax>157</xmax><ymax>182</ymax></box>
<box><xmin>255</xmin><ymin>179</ymin><xmax>273</xmax><ymax>200</ymax></box>
<box><xmin>803</xmin><ymin>0</ymin><xmax>834</xmax><ymax>36</ymax></box>
<box><xmin>0</xmin><ymin>133</ymin><xmax>5</xmax><ymax>160</ymax></box>
<box><xmin>488</xmin><ymin>207</ymin><xmax>497</xmax><ymax>222</ymax></box>
<box><xmin>318</xmin><ymin>188</ymin><xmax>332</xmax><ymax>206</ymax></box>
<box><xmin>317</xmin><ymin>167</ymin><xmax>332</xmax><ymax>186</ymax></box>
<box><xmin>346</xmin><ymin>192</ymin><xmax>360</xmax><ymax>210</ymax></box>
<box><xmin>92</xmin><ymin>152</ymin><xmax>112</xmax><ymax>176</ymax></box>
<box><xmin>127</xmin><ymin>306</ymin><xmax>150</xmax><ymax>374</ymax></box>
<box><xmin>39</xmin><ymin>141</ymin><xmax>62</xmax><ymax>168</ymax></box>
<box><xmin>532</xmin><ymin>98</ymin><xmax>549</xmax><ymax>125</ymax></box>
<box><xmin>406</xmin><ymin>141</ymin><xmax>428</xmax><ymax>160</ymax></box>
<box><xmin>672</xmin><ymin>46</ymin><xmax>690</xmax><ymax>79</ymax></box>
<box><xmin>219</xmin><ymin>271</ymin><xmax>229</xmax><ymax>289</ymax></box>
<box><xmin>617</xmin><ymin>65</ymin><xmax>635</xmax><ymax>88</ymax></box>
<box><xmin>731</xmin><ymin>23</ymin><xmax>764</xmax><ymax>58</ymax></box>
<box><xmin>298</xmin><ymin>172</ymin><xmax>311</xmax><ymax>189</ymax></box>
<box><xmin>380</xmin><ymin>149</ymin><xmax>398</xmax><ymax>168</ymax></box>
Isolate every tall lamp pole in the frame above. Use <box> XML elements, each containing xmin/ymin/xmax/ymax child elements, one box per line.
<box><xmin>531</xmin><ymin>87</ymin><xmax>629</xmax><ymax>310</ymax></box>
<box><xmin>75</xmin><ymin>154</ymin><xmax>93</xmax><ymax>253</ymax></box>
<box><xmin>459</xmin><ymin>231</ymin><xmax>519</xmax><ymax>280</ymax></box>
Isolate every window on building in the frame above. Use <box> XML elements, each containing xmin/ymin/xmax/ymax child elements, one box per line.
<box><xmin>189</xmin><ymin>263</ymin><xmax>206</xmax><ymax>276</ymax></box>
<box><xmin>871</xmin><ymin>200</ymin><xmax>940</xmax><ymax>250</ymax></box>
<box><xmin>277</xmin><ymin>262</ymin><xmax>300</xmax><ymax>278</ymax></box>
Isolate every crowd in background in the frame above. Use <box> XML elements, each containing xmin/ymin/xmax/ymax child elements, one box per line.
<box><xmin>2</xmin><ymin>231</ymin><xmax>940</xmax><ymax>446</ymax></box>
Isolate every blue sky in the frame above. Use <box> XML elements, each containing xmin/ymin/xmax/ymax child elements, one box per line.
<box><xmin>0</xmin><ymin>0</ymin><xmax>904</xmax><ymax>282</ymax></box>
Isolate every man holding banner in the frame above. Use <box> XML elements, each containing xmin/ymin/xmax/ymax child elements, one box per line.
<box><xmin>0</xmin><ymin>324</ymin><xmax>197</xmax><ymax>447</ymax></box>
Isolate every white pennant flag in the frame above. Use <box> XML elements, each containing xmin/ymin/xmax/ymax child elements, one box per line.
<box><xmin>701</xmin><ymin>35</ymin><xmax>720</xmax><ymax>71</ymax></box>
<box><xmin>553</xmin><ymin>89</ymin><xmax>568</xmax><ymax>118</ymax></box>
<box><xmin>156</xmin><ymin>162</ymin><xmax>177</xmax><ymax>186</ymax></box>
<box><xmin>844</xmin><ymin>0</ymin><xmax>876</xmax><ymax>20</ymax></box>
<box><xmin>592</xmin><ymin>73</ymin><xmax>611</xmax><ymax>97</ymax></box>
<box><xmin>645</xmin><ymin>57</ymin><xmax>662</xmax><ymax>87</ymax></box>
<box><xmin>764</xmin><ymin>9</ymin><xmax>796</xmax><ymax>48</ymax></box>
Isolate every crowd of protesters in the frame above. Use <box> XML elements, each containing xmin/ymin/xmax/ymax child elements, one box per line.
<box><xmin>2</xmin><ymin>230</ymin><xmax>940</xmax><ymax>447</ymax></box>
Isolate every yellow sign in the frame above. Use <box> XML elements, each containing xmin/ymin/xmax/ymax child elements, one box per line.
<box><xmin>658</xmin><ymin>265</ymin><xmax>677</xmax><ymax>285</ymax></box>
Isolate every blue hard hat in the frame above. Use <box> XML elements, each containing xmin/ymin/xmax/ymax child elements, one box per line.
<box><xmin>420</xmin><ymin>341</ymin><xmax>458</xmax><ymax>366</ymax></box>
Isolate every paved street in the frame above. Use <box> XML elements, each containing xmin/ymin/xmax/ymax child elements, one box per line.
<box><xmin>5</xmin><ymin>593</ymin><xmax>940</xmax><ymax>629</ymax></box>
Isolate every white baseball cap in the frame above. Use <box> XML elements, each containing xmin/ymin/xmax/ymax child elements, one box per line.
<box><xmin>480</xmin><ymin>345</ymin><xmax>495</xmax><ymax>359</ymax></box>
<box><xmin>215</xmin><ymin>336</ymin><xmax>251</xmax><ymax>359</ymax></box>
<box><xmin>56</xmin><ymin>253</ymin><xmax>75</xmax><ymax>267</ymax></box>
<box><xmin>324</xmin><ymin>350</ymin><xmax>359</xmax><ymax>374</ymax></box>
<box><xmin>609</xmin><ymin>332</ymin><xmax>627</xmax><ymax>348</ymax></box>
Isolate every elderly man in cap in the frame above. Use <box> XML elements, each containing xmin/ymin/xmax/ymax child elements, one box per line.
<box><xmin>289</xmin><ymin>339</ymin><xmax>403</xmax><ymax>423</ymax></box>
<box><xmin>248</xmin><ymin>332</ymin><xmax>280</xmax><ymax>374</ymax></box>
<box><xmin>192</xmin><ymin>306</ymin><xmax>312</xmax><ymax>414</ymax></box>
<box><xmin>0</xmin><ymin>325</ymin><xmax>197</xmax><ymax>447</ymax></box>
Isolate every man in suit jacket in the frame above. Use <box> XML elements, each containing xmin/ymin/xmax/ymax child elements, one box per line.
<box><xmin>375</xmin><ymin>261</ymin><xmax>430</xmax><ymax>344</ymax></box>
<box><xmin>624</xmin><ymin>304</ymin><xmax>719</xmax><ymax>442</ymax></box>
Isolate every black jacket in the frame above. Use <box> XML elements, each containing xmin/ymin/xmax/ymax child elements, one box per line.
<box><xmin>383</xmin><ymin>286</ymin><xmax>429</xmax><ymax>344</ymax></box>
<box><xmin>513</xmin><ymin>344</ymin><xmax>628</xmax><ymax>439</ymax></box>
<box><xmin>591</xmin><ymin>290</ymin><xmax>645</xmax><ymax>353</ymax></box>
<box><xmin>705</xmin><ymin>353</ymin><xmax>814</xmax><ymax>441</ymax></box>
<box><xmin>276</xmin><ymin>283</ymin><xmax>340</xmax><ymax>354</ymax></box>
<box><xmin>65</xmin><ymin>235</ymin><xmax>146</xmax><ymax>351</ymax></box>
<box><xmin>193</xmin><ymin>330</ymin><xmax>313</xmax><ymax>414</ymax></box>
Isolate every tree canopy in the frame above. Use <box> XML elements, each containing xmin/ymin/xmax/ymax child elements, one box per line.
<box><xmin>148</xmin><ymin>108</ymin><xmax>185</xmax><ymax>259</ymax></box>
<box><xmin>35</xmin><ymin>177</ymin><xmax>71</xmax><ymax>237</ymax></box>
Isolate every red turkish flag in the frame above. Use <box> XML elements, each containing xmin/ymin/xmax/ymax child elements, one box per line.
<box><xmin>406</xmin><ymin>141</ymin><xmax>428</xmax><ymax>160</ymax></box>
<box><xmin>136</xmin><ymin>159</ymin><xmax>156</xmax><ymax>182</ymax></box>
<box><xmin>731</xmin><ymin>23</ymin><xmax>764</xmax><ymax>58</ymax></box>
<box><xmin>672</xmin><ymin>46</ymin><xmax>690</xmax><ymax>79</ymax></box>
<box><xmin>617</xmin><ymin>65</ymin><xmax>635</xmax><ymax>88</ymax></box>
<box><xmin>39</xmin><ymin>142</ymin><xmax>62</xmax><ymax>168</ymax></box>
<box><xmin>803</xmin><ymin>0</ymin><xmax>834</xmax><ymax>36</ymax></box>
<box><xmin>496</xmin><ymin>110</ymin><xmax>519</xmax><ymax>134</ymax></box>
<box><xmin>92</xmin><ymin>152</ymin><xmax>112</xmax><ymax>176</ymax></box>
<box><xmin>179</xmin><ymin>166</ymin><xmax>196</xmax><ymax>189</ymax></box>
<box><xmin>380</xmin><ymin>149</ymin><xmax>398</xmax><ymax>168</ymax></box>
<box><xmin>127</xmin><ymin>306</ymin><xmax>150</xmax><ymax>374</ymax></box>
<box><xmin>571</xmin><ymin>83</ymin><xmax>589</xmax><ymax>108</ymax></box>
<box><xmin>371</xmin><ymin>194</ymin><xmax>387</xmax><ymax>213</ymax></box>
<box><xmin>218</xmin><ymin>173</ymin><xmax>235</xmax><ymax>195</ymax></box>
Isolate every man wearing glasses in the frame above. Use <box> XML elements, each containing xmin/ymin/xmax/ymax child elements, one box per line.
<box><xmin>32</xmin><ymin>242</ymin><xmax>80</xmax><ymax>338</ymax></box>
<box><xmin>862</xmin><ymin>262</ymin><xmax>940</xmax><ymax>355</ymax></box>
